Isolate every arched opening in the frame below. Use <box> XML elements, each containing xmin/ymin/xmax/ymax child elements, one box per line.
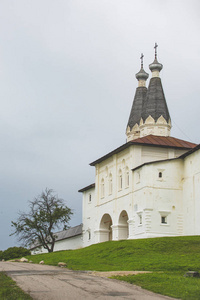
<box><xmin>99</xmin><ymin>213</ymin><xmax>113</xmax><ymax>242</ymax></box>
<box><xmin>118</xmin><ymin>210</ymin><xmax>129</xmax><ymax>240</ymax></box>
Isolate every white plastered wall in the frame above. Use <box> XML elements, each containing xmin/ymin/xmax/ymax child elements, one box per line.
<box><xmin>132</xmin><ymin>159</ymin><xmax>184</xmax><ymax>238</ymax></box>
<box><xmin>82</xmin><ymin>143</ymin><xmax>197</xmax><ymax>246</ymax></box>
<box><xmin>82</xmin><ymin>187</ymin><xmax>96</xmax><ymax>247</ymax></box>
<box><xmin>31</xmin><ymin>235</ymin><xmax>82</xmax><ymax>255</ymax></box>
<box><xmin>182</xmin><ymin>149</ymin><xmax>200</xmax><ymax>235</ymax></box>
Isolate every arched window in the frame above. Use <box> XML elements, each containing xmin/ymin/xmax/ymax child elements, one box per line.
<box><xmin>101</xmin><ymin>178</ymin><xmax>105</xmax><ymax>198</ymax></box>
<box><xmin>158</xmin><ymin>169</ymin><xmax>164</xmax><ymax>180</ymax></box>
<box><xmin>109</xmin><ymin>173</ymin><xmax>113</xmax><ymax>195</ymax></box>
<box><xmin>125</xmin><ymin>167</ymin><xmax>129</xmax><ymax>187</ymax></box>
<box><xmin>118</xmin><ymin>169</ymin><xmax>122</xmax><ymax>190</ymax></box>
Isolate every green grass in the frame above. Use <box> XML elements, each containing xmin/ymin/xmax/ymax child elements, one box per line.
<box><xmin>27</xmin><ymin>236</ymin><xmax>200</xmax><ymax>272</ymax></box>
<box><xmin>0</xmin><ymin>272</ymin><xmax>32</xmax><ymax>300</ymax></box>
<box><xmin>25</xmin><ymin>236</ymin><xmax>200</xmax><ymax>299</ymax></box>
<box><xmin>111</xmin><ymin>272</ymin><xmax>200</xmax><ymax>300</ymax></box>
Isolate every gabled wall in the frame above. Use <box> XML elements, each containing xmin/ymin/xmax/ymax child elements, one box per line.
<box><xmin>132</xmin><ymin>159</ymin><xmax>184</xmax><ymax>238</ymax></box>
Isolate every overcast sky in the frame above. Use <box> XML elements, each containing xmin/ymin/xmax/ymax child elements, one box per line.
<box><xmin>0</xmin><ymin>0</ymin><xmax>200</xmax><ymax>250</ymax></box>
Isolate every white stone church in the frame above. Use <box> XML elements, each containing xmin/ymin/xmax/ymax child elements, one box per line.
<box><xmin>31</xmin><ymin>46</ymin><xmax>200</xmax><ymax>254</ymax></box>
<box><xmin>78</xmin><ymin>46</ymin><xmax>200</xmax><ymax>249</ymax></box>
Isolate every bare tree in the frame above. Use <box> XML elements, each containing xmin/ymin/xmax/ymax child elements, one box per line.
<box><xmin>11</xmin><ymin>188</ymin><xmax>73</xmax><ymax>252</ymax></box>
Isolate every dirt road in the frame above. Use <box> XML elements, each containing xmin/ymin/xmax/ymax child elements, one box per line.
<box><xmin>0</xmin><ymin>262</ymin><xmax>176</xmax><ymax>300</ymax></box>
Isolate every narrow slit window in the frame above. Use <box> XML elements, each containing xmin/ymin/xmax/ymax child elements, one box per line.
<box><xmin>161</xmin><ymin>216</ymin><xmax>167</xmax><ymax>224</ymax></box>
<box><xmin>120</xmin><ymin>175</ymin><xmax>122</xmax><ymax>189</ymax></box>
<box><xmin>109</xmin><ymin>173</ymin><xmax>113</xmax><ymax>195</ymax></box>
<box><xmin>101</xmin><ymin>179</ymin><xmax>105</xmax><ymax>198</ymax></box>
<box><xmin>89</xmin><ymin>194</ymin><xmax>92</xmax><ymax>202</ymax></box>
<box><xmin>125</xmin><ymin>167</ymin><xmax>129</xmax><ymax>187</ymax></box>
<box><xmin>159</xmin><ymin>172</ymin><xmax>162</xmax><ymax>178</ymax></box>
<box><xmin>118</xmin><ymin>170</ymin><xmax>122</xmax><ymax>190</ymax></box>
<box><xmin>139</xmin><ymin>215</ymin><xmax>142</xmax><ymax>225</ymax></box>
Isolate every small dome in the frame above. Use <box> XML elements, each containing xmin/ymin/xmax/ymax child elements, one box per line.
<box><xmin>149</xmin><ymin>58</ymin><xmax>163</xmax><ymax>72</ymax></box>
<box><xmin>135</xmin><ymin>67</ymin><xmax>149</xmax><ymax>81</ymax></box>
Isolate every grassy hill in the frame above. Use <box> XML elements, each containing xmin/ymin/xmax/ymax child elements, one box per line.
<box><xmin>27</xmin><ymin>236</ymin><xmax>200</xmax><ymax>271</ymax></box>
<box><xmin>26</xmin><ymin>236</ymin><xmax>200</xmax><ymax>299</ymax></box>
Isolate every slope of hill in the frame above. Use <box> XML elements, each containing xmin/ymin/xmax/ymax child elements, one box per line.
<box><xmin>27</xmin><ymin>236</ymin><xmax>200</xmax><ymax>272</ymax></box>
<box><xmin>26</xmin><ymin>236</ymin><xmax>200</xmax><ymax>299</ymax></box>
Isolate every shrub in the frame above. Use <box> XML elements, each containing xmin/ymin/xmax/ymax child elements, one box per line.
<box><xmin>2</xmin><ymin>247</ymin><xmax>31</xmax><ymax>261</ymax></box>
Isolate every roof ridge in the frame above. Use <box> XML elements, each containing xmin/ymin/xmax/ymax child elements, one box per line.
<box><xmin>54</xmin><ymin>224</ymin><xmax>82</xmax><ymax>234</ymax></box>
<box><xmin>89</xmin><ymin>135</ymin><xmax>196</xmax><ymax>166</ymax></box>
<box><xmin>132</xmin><ymin>135</ymin><xmax>197</xmax><ymax>146</ymax></box>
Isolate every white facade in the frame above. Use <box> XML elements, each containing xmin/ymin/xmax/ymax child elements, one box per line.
<box><xmin>33</xmin><ymin>142</ymin><xmax>200</xmax><ymax>254</ymax></box>
<box><xmin>80</xmin><ymin>143</ymin><xmax>200</xmax><ymax>247</ymax></box>
<box><xmin>182</xmin><ymin>148</ymin><xmax>200</xmax><ymax>235</ymax></box>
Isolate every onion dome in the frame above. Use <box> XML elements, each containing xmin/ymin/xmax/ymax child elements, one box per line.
<box><xmin>136</xmin><ymin>53</ymin><xmax>149</xmax><ymax>82</ymax></box>
<box><xmin>135</xmin><ymin>67</ymin><xmax>149</xmax><ymax>81</ymax></box>
<box><xmin>149</xmin><ymin>43</ymin><xmax>163</xmax><ymax>73</ymax></box>
<box><xmin>149</xmin><ymin>58</ymin><xmax>163</xmax><ymax>72</ymax></box>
